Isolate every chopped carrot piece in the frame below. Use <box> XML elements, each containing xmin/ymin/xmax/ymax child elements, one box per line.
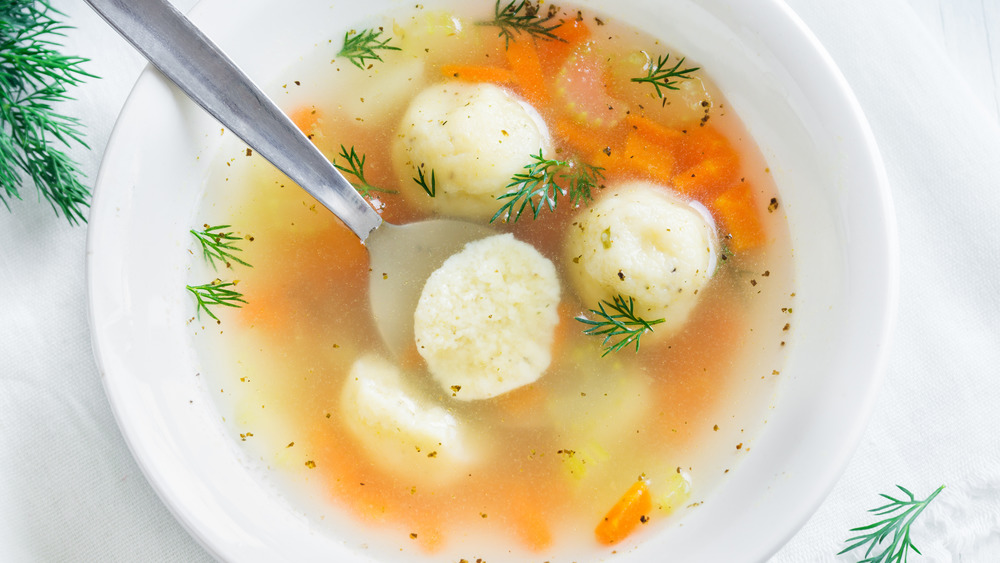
<box><xmin>440</xmin><ymin>64</ymin><xmax>517</xmax><ymax>85</ymax></box>
<box><xmin>509</xmin><ymin>489</ymin><xmax>553</xmax><ymax>551</ymax></box>
<box><xmin>596</xmin><ymin>128</ymin><xmax>675</xmax><ymax>185</ymax></box>
<box><xmin>673</xmin><ymin>125</ymin><xmax>736</xmax><ymax>172</ymax></box>
<box><xmin>290</xmin><ymin>105</ymin><xmax>321</xmax><ymax>137</ymax></box>
<box><xmin>712</xmin><ymin>182</ymin><xmax>766</xmax><ymax>252</ymax></box>
<box><xmin>553</xmin><ymin>16</ymin><xmax>591</xmax><ymax>44</ymax></box>
<box><xmin>624</xmin><ymin>114</ymin><xmax>685</xmax><ymax>152</ymax></box>
<box><xmin>537</xmin><ymin>17</ymin><xmax>591</xmax><ymax>72</ymax></box>
<box><xmin>623</xmin><ymin>132</ymin><xmax>676</xmax><ymax>184</ymax></box>
<box><xmin>553</xmin><ymin>118</ymin><xmax>619</xmax><ymax>156</ymax></box>
<box><xmin>506</xmin><ymin>37</ymin><xmax>549</xmax><ymax>106</ymax></box>
<box><xmin>672</xmin><ymin>156</ymin><xmax>740</xmax><ymax>200</ymax></box>
<box><xmin>595</xmin><ymin>479</ymin><xmax>653</xmax><ymax>545</ymax></box>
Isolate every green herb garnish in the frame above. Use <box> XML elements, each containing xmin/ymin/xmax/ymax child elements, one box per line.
<box><xmin>491</xmin><ymin>150</ymin><xmax>603</xmax><ymax>223</ymax></box>
<box><xmin>1</xmin><ymin>0</ymin><xmax>97</xmax><ymax>224</ymax></box>
<box><xmin>576</xmin><ymin>294</ymin><xmax>665</xmax><ymax>356</ymax></box>
<box><xmin>563</xmin><ymin>159</ymin><xmax>604</xmax><ymax>207</ymax></box>
<box><xmin>631</xmin><ymin>54</ymin><xmax>699</xmax><ymax>98</ymax></box>
<box><xmin>186</xmin><ymin>279</ymin><xmax>247</xmax><ymax>323</ymax></box>
<box><xmin>334</xmin><ymin>144</ymin><xmax>396</xmax><ymax>197</ymax></box>
<box><xmin>413</xmin><ymin>165</ymin><xmax>435</xmax><ymax>197</ymax></box>
<box><xmin>479</xmin><ymin>0</ymin><xmax>564</xmax><ymax>49</ymax></box>
<box><xmin>840</xmin><ymin>484</ymin><xmax>945</xmax><ymax>563</ymax></box>
<box><xmin>337</xmin><ymin>28</ymin><xmax>400</xmax><ymax>70</ymax></box>
<box><xmin>190</xmin><ymin>224</ymin><xmax>252</xmax><ymax>270</ymax></box>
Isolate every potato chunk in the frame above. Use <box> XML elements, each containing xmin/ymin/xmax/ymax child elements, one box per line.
<box><xmin>414</xmin><ymin>234</ymin><xmax>560</xmax><ymax>400</ymax></box>
<box><xmin>565</xmin><ymin>181</ymin><xmax>716</xmax><ymax>336</ymax></box>
<box><xmin>392</xmin><ymin>82</ymin><xmax>552</xmax><ymax>220</ymax></box>
<box><xmin>340</xmin><ymin>354</ymin><xmax>473</xmax><ymax>484</ymax></box>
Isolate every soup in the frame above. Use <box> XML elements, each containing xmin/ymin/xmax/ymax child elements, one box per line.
<box><xmin>188</xmin><ymin>2</ymin><xmax>794</xmax><ymax>561</ymax></box>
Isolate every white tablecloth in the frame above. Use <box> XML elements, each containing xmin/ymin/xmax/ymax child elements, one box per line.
<box><xmin>2</xmin><ymin>0</ymin><xmax>998</xmax><ymax>561</ymax></box>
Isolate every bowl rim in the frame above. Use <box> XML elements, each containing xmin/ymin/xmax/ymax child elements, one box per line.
<box><xmin>86</xmin><ymin>0</ymin><xmax>899</xmax><ymax>560</ymax></box>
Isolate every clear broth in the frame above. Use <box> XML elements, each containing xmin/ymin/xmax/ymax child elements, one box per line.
<box><xmin>189</xmin><ymin>3</ymin><xmax>795</xmax><ymax>561</ymax></box>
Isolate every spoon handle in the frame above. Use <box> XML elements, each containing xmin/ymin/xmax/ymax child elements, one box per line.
<box><xmin>84</xmin><ymin>0</ymin><xmax>383</xmax><ymax>242</ymax></box>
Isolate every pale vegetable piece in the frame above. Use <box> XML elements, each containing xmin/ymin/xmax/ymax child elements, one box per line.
<box><xmin>609</xmin><ymin>49</ymin><xmax>713</xmax><ymax>128</ymax></box>
<box><xmin>393</xmin><ymin>10</ymin><xmax>481</xmax><ymax>69</ymax></box>
<box><xmin>340</xmin><ymin>354</ymin><xmax>474</xmax><ymax>483</ymax></box>
<box><xmin>338</xmin><ymin>54</ymin><xmax>426</xmax><ymax>125</ymax></box>
<box><xmin>392</xmin><ymin>82</ymin><xmax>552</xmax><ymax>219</ymax></box>
<box><xmin>651</xmin><ymin>470</ymin><xmax>692</xmax><ymax>514</ymax></box>
<box><xmin>565</xmin><ymin>181</ymin><xmax>716</xmax><ymax>336</ymax></box>
<box><xmin>414</xmin><ymin>233</ymin><xmax>560</xmax><ymax>400</ymax></box>
<box><xmin>547</xmin><ymin>352</ymin><xmax>653</xmax><ymax>483</ymax></box>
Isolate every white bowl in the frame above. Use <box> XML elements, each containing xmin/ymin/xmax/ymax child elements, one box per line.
<box><xmin>87</xmin><ymin>0</ymin><xmax>897</xmax><ymax>561</ymax></box>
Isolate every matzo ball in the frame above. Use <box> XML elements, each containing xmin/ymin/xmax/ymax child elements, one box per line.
<box><xmin>341</xmin><ymin>354</ymin><xmax>474</xmax><ymax>484</ymax></box>
<box><xmin>414</xmin><ymin>234</ymin><xmax>560</xmax><ymax>400</ymax></box>
<box><xmin>566</xmin><ymin>181</ymin><xmax>716</xmax><ymax>336</ymax></box>
<box><xmin>392</xmin><ymin>82</ymin><xmax>552</xmax><ymax>219</ymax></box>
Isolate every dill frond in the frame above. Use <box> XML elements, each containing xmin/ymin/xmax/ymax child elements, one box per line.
<box><xmin>190</xmin><ymin>224</ymin><xmax>252</xmax><ymax>270</ymax></box>
<box><xmin>186</xmin><ymin>279</ymin><xmax>247</xmax><ymax>323</ymax></box>
<box><xmin>576</xmin><ymin>294</ymin><xmax>665</xmax><ymax>356</ymax></box>
<box><xmin>413</xmin><ymin>165</ymin><xmax>435</xmax><ymax>197</ymax></box>
<box><xmin>491</xmin><ymin>150</ymin><xmax>603</xmax><ymax>223</ymax></box>
<box><xmin>631</xmin><ymin>54</ymin><xmax>699</xmax><ymax>99</ymax></box>
<box><xmin>478</xmin><ymin>0</ymin><xmax>565</xmax><ymax>49</ymax></box>
<box><xmin>334</xmin><ymin>144</ymin><xmax>396</xmax><ymax>197</ymax></box>
<box><xmin>0</xmin><ymin>0</ymin><xmax>97</xmax><ymax>224</ymax></box>
<box><xmin>337</xmin><ymin>27</ymin><xmax>400</xmax><ymax>70</ymax></box>
<box><xmin>839</xmin><ymin>484</ymin><xmax>945</xmax><ymax>563</ymax></box>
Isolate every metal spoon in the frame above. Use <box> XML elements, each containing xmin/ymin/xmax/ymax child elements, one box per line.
<box><xmin>84</xmin><ymin>0</ymin><xmax>492</xmax><ymax>354</ymax></box>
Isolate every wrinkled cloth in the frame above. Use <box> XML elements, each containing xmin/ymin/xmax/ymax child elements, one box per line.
<box><xmin>1</xmin><ymin>0</ymin><xmax>997</xmax><ymax>561</ymax></box>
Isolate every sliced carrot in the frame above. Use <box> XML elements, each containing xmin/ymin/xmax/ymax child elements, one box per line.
<box><xmin>625</xmin><ymin>114</ymin><xmax>685</xmax><ymax>152</ymax></box>
<box><xmin>595</xmin><ymin>479</ymin><xmax>653</xmax><ymax>545</ymax></box>
<box><xmin>711</xmin><ymin>182</ymin><xmax>766</xmax><ymax>252</ymax></box>
<box><xmin>290</xmin><ymin>105</ymin><xmax>321</xmax><ymax>137</ymax></box>
<box><xmin>440</xmin><ymin>64</ymin><xmax>516</xmax><ymax>85</ymax></box>
<box><xmin>553</xmin><ymin>117</ymin><xmax>607</xmax><ymax>155</ymax></box>
<box><xmin>506</xmin><ymin>36</ymin><xmax>549</xmax><ymax>106</ymax></box>
<box><xmin>596</xmin><ymin>128</ymin><xmax>675</xmax><ymax>185</ymax></box>
<box><xmin>537</xmin><ymin>17</ymin><xmax>591</xmax><ymax>73</ymax></box>
<box><xmin>673</xmin><ymin>125</ymin><xmax>737</xmax><ymax>173</ymax></box>
<box><xmin>553</xmin><ymin>16</ymin><xmax>591</xmax><ymax>44</ymax></box>
<box><xmin>623</xmin><ymin>132</ymin><xmax>676</xmax><ymax>184</ymax></box>
<box><xmin>672</xmin><ymin>156</ymin><xmax>740</xmax><ymax>200</ymax></box>
<box><xmin>509</xmin><ymin>488</ymin><xmax>553</xmax><ymax>551</ymax></box>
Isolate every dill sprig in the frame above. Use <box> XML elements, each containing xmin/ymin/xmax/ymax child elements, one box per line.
<box><xmin>576</xmin><ymin>294</ymin><xmax>665</xmax><ymax>356</ymax></box>
<box><xmin>479</xmin><ymin>0</ymin><xmax>564</xmax><ymax>49</ymax></box>
<box><xmin>337</xmin><ymin>28</ymin><xmax>400</xmax><ymax>70</ymax></box>
<box><xmin>186</xmin><ymin>279</ymin><xmax>247</xmax><ymax>323</ymax></box>
<box><xmin>631</xmin><ymin>54</ymin><xmax>699</xmax><ymax>98</ymax></box>
<box><xmin>190</xmin><ymin>224</ymin><xmax>252</xmax><ymax>270</ymax></box>
<box><xmin>491</xmin><ymin>150</ymin><xmax>604</xmax><ymax>223</ymax></box>
<box><xmin>839</xmin><ymin>485</ymin><xmax>944</xmax><ymax>563</ymax></box>
<box><xmin>1</xmin><ymin>0</ymin><xmax>97</xmax><ymax>224</ymax></box>
<box><xmin>334</xmin><ymin>144</ymin><xmax>397</xmax><ymax>197</ymax></box>
<box><xmin>413</xmin><ymin>165</ymin><xmax>435</xmax><ymax>197</ymax></box>
<box><xmin>564</xmin><ymin>159</ymin><xmax>604</xmax><ymax>207</ymax></box>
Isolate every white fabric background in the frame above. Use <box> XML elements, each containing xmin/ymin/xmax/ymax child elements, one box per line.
<box><xmin>1</xmin><ymin>0</ymin><xmax>997</xmax><ymax>561</ymax></box>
